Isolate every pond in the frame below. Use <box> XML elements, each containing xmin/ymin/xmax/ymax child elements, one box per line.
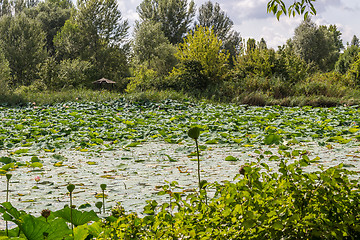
<box><xmin>1</xmin><ymin>100</ymin><xmax>359</xmax><ymax>229</ymax></box>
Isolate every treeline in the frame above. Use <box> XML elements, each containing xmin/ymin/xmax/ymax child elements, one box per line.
<box><xmin>0</xmin><ymin>0</ymin><xmax>359</xmax><ymax>105</ymax></box>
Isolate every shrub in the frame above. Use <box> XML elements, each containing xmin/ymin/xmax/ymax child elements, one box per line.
<box><xmin>126</xmin><ymin>66</ymin><xmax>168</xmax><ymax>93</ymax></box>
<box><xmin>169</xmin><ymin>60</ymin><xmax>209</xmax><ymax>93</ymax></box>
<box><xmin>295</xmin><ymin>72</ymin><xmax>349</xmax><ymax>97</ymax></box>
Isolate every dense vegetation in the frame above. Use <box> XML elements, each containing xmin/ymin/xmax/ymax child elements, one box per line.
<box><xmin>0</xmin><ymin>0</ymin><xmax>359</xmax><ymax>106</ymax></box>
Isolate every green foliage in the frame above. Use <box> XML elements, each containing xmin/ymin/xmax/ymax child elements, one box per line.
<box><xmin>275</xmin><ymin>41</ymin><xmax>310</xmax><ymax>83</ymax></box>
<box><xmin>1</xmin><ymin>202</ymin><xmax>72</xmax><ymax>240</ymax></box>
<box><xmin>169</xmin><ymin>60</ymin><xmax>209</xmax><ymax>93</ymax></box>
<box><xmin>0</xmin><ymin>13</ymin><xmax>47</xmax><ymax>86</ymax></box>
<box><xmin>24</xmin><ymin>0</ymin><xmax>73</xmax><ymax>56</ymax></box>
<box><xmin>292</xmin><ymin>18</ymin><xmax>340</xmax><ymax>72</ymax></box>
<box><xmin>347</xmin><ymin>52</ymin><xmax>360</xmax><ymax>85</ymax></box>
<box><xmin>0</xmin><ymin>44</ymin><xmax>10</xmax><ymax>96</ymax></box>
<box><xmin>196</xmin><ymin>1</ymin><xmax>233</xmax><ymax>40</ymax></box>
<box><xmin>52</xmin><ymin>206</ymin><xmax>100</xmax><ymax>226</ymax></box>
<box><xmin>350</xmin><ymin>35</ymin><xmax>360</xmax><ymax>47</ymax></box>
<box><xmin>172</xmin><ymin>26</ymin><xmax>229</xmax><ymax>88</ymax></box>
<box><xmin>335</xmin><ymin>45</ymin><xmax>360</xmax><ymax>74</ymax></box>
<box><xmin>98</xmin><ymin>156</ymin><xmax>360</xmax><ymax>239</ymax></box>
<box><xmin>0</xmin><ymin>0</ymin><xmax>11</xmax><ymax>16</ymax></box>
<box><xmin>195</xmin><ymin>1</ymin><xmax>241</xmax><ymax>65</ymax></box>
<box><xmin>126</xmin><ymin>66</ymin><xmax>166</xmax><ymax>93</ymax></box>
<box><xmin>54</xmin><ymin>0</ymin><xmax>130</xmax><ymax>82</ymax></box>
<box><xmin>235</xmin><ymin>46</ymin><xmax>276</xmax><ymax>79</ymax></box>
<box><xmin>296</xmin><ymin>72</ymin><xmax>351</xmax><ymax>97</ymax></box>
<box><xmin>39</xmin><ymin>57</ymin><xmax>92</xmax><ymax>89</ymax></box>
<box><xmin>267</xmin><ymin>0</ymin><xmax>316</xmax><ymax>19</ymax></box>
<box><xmin>137</xmin><ymin>0</ymin><xmax>195</xmax><ymax>44</ymax></box>
<box><xmin>132</xmin><ymin>20</ymin><xmax>177</xmax><ymax>76</ymax></box>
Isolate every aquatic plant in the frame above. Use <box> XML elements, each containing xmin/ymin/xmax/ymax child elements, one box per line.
<box><xmin>188</xmin><ymin>126</ymin><xmax>201</xmax><ymax>190</ymax></box>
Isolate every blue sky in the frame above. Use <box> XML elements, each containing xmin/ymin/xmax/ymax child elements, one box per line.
<box><xmin>118</xmin><ymin>0</ymin><xmax>360</xmax><ymax>49</ymax></box>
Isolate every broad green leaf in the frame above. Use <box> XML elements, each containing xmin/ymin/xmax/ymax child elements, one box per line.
<box><xmin>225</xmin><ymin>156</ymin><xmax>238</xmax><ymax>161</ymax></box>
<box><xmin>53</xmin><ymin>207</ymin><xmax>100</xmax><ymax>227</ymax></box>
<box><xmin>264</xmin><ymin>134</ymin><xmax>281</xmax><ymax>145</ymax></box>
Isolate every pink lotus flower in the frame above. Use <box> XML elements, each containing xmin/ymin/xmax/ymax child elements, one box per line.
<box><xmin>35</xmin><ymin>176</ymin><xmax>40</xmax><ymax>182</ymax></box>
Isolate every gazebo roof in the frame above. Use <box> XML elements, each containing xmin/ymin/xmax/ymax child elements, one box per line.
<box><xmin>92</xmin><ymin>78</ymin><xmax>116</xmax><ymax>84</ymax></box>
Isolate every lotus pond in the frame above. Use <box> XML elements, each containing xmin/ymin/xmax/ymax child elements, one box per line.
<box><xmin>1</xmin><ymin>100</ymin><xmax>360</xmax><ymax>229</ymax></box>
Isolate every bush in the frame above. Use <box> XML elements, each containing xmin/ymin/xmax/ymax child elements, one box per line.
<box><xmin>39</xmin><ymin>58</ymin><xmax>93</xmax><ymax>89</ymax></box>
<box><xmin>169</xmin><ymin>60</ymin><xmax>209</xmax><ymax>93</ymax></box>
<box><xmin>126</xmin><ymin>66</ymin><xmax>168</xmax><ymax>93</ymax></box>
<box><xmin>296</xmin><ymin>72</ymin><xmax>349</xmax><ymax>97</ymax></box>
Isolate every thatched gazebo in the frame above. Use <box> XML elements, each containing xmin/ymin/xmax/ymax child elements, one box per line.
<box><xmin>92</xmin><ymin>78</ymin><xmax>116</xmax><ymax>90</ymax></box>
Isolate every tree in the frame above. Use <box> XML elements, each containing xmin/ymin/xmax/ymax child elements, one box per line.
<box><xmin>171</xmin><ymin>26</ymin><xmax>229</xmax><ymax>89</ymax></box>
<box><xmin>195</xmin><ymin>1</ymin><xmax>232</xmax><ymax>40</ymax></box>
<box><xmin>133</xmin><ymin>20</ymin><xmax>177</xmax><ymax>75</ymax></box>
<box><xmin>347</xmin><ymin>52</ymin><xmax>360</xmax><ymax>85</ymax></box>
<box><xmin>25</xmin><ymin>0</ymin><xmax>73</xmax><ymax>56</ymax></box>
<box><xmin>54</xmin><ymin>0</ymin><xmax>130</xmax><ymax>83</ymax></box>
<box><xmin>0</xmin><ymin>13</ymin><xmax>46</xmax><ymax>86</ymax></box>
<box><xmin>258</xmin><ymin>38</ymin><xmax>267</xmax><ymax>50</ymax></box>
<box><xmin>292</xmin><ymin>18</ymin><xmax>339</xmax><ymax>72</ymax></box>
<box><xmin>137</xmin><ymin>0</ymin><xmax>195</xmax><ymax>44</ymax></box>
<box><xmin>275</xmin><ymin>40</ymin><xmax>309</xmax><ymax>83</ymax></box>
<box><xmin>0</xmin><ymin>43</ymin><xmax>10</xmax><ymax>94</ymax></box>
<box><xmin>0</xmin><ymin>0</ymin><xmax>11</xmax><ymax>16</ymax></box>
<box><xmin>267</xmin><ymin>0</ymin><xmax>316</xmax><ymax>19</ymax></box>
<box><xmin>335</xmin><ymin>45</ymin><xmax>360</xmax><ymax>74</ymax></box>
<box><xmin>195</xmin><ymin>1</ymin><xmax>241</xmax><ymax>66</ymax></box>
<box><xmin>350</xmin><ymin>35</ymin><xmax>359</xmax><ymax>47</ymax></box>
<box><xmin>246</xmin><ymin>38</ymin><xmax>256</xmax><ymax>54</ymax></box>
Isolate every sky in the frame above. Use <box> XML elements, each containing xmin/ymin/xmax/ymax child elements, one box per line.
<box><xmin>118</xmin><ymin>0</ymin><xmax>360</xmax><ymax>49</ymax></box>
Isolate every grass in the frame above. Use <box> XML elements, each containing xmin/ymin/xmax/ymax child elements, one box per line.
<box><xmin>1</xmin><ymin>82</ymin><xmax>359</xmax><ymax>107</ymax></box>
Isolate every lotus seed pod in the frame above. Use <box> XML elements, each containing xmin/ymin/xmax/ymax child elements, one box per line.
<box><xmin>6</xmin><ymin>174</ymin><xmax>12</xmax><ymax>180</ymax></box>
<box><xmin>95</xmin><ymin>201</ymin><xmax>103</xmax><ymax>209</ymax></box>
<box><xmin>67</xmin><ymin>184</ymin><xmax>75</xmax><ymax>193</ymax></box>
<box><xmin>100</xmin><ymin>184</ymin><xmax>107</xmax><ymax>191</ymax></box>
<box><xmin>41</xmin><ymin>209</ymin><xmax>51</xmax><ymax>219</ymax></box>
<box><xmin>188</xmin><ymin>127</ymin><xmax>200</xmax><ymax>139</ymax></box>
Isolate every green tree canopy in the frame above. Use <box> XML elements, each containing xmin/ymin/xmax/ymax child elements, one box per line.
<box><xmin>0</xmin><ymin>43</ymin><xmax>10</xmax><ymax>94</ymax></box>
<box><xmin>292</xmin><ymin>18</ymin><xmax>340</xmax><ymax>72</ymax></box>
<box><xmin>133</xmin><ymin>20</ymin><xmax>177</xmax><ymax>75</ymax></box>
<box><xmin>267</xmin><ymin>0</ymin><xmax>316</xmax><ymax>19</ymax></box>
<box><xmin>350</xmin><ymin>35</ymin><xmax>359</xmax><ymax>47</ymax></box>
<box><xmin>0</xmin><ymin>13</ymin><xmax>46</xmax><ymax>86</ymax></box>
<box><xmin>335</xmin><ymin>45</ymin><xmax>360</xmax><ymax>74</ymax></box>
<box><xmin>137</xmin><ymin>0</ymin><xmax>195</xmax><ymax>44</ymax></box>
<box><xmin>172</xmin><ymin>26</ymin><xmax>229</xmax><ymax>84</ymax></box>
<box><xmin>195</xmin><ymin>1</ymin><xmax>241</xmax><ymax>66</ymax></box>
<box><xmin>25</xmin><ymin>0</ymin><xmax>73</xmax><ymax>56</ymax></box>
<box><xmin>54</xmin><ymin>0</ymin><xmax>130</xmax><ymax>82</ymax></box>
<box><xmin>0</xmin><ymin>0</ymin><xmax>11</xmax><ymax>16</ymax></box>
<box><xmin>195</xmin><ymin>1</ymin><xmax>232</xmax><ymax>40</ymax></box>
